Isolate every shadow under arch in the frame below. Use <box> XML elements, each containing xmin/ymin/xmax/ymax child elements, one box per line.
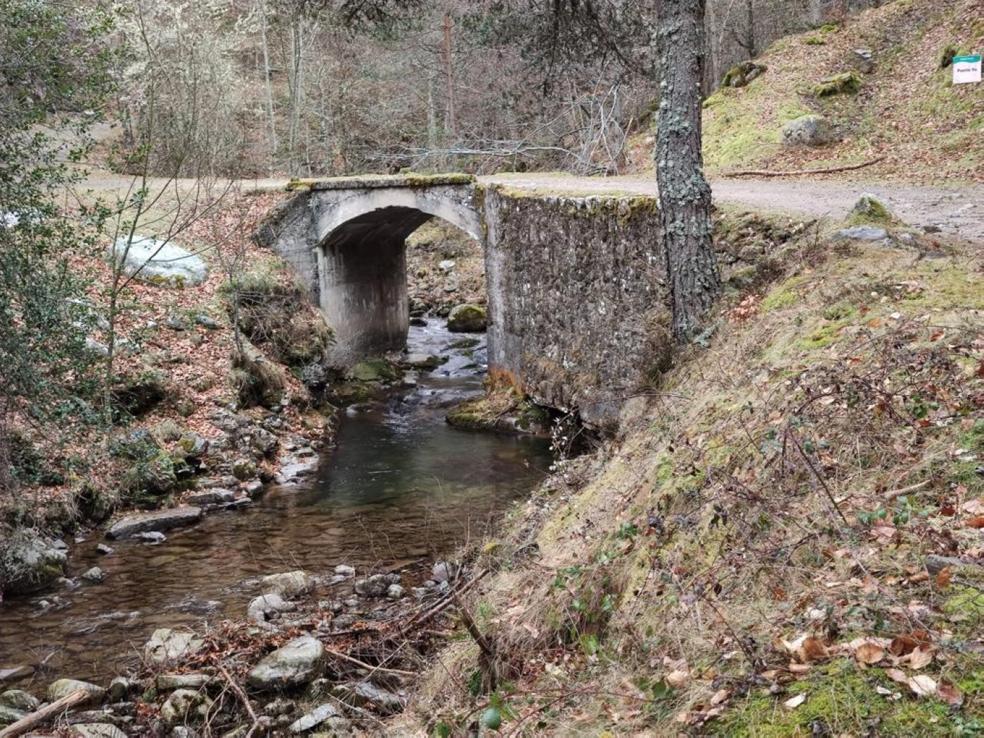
<box><xmin>312</xmin><ymin>189</ymin><xmax>484</xmax><ymax>365</ymax></box>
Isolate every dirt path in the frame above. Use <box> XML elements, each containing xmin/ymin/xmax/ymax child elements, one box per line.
<box><xmin>76</xmin><ymin>168</ymin><xmax>984</xmax><ymax>243</ymax></box>
<box><xmin>481</xmin><ymin>173</ymin><xmax>984</xmax><ymax>243</ymax></box>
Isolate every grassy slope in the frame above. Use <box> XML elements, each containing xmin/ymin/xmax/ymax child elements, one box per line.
<box><xmin>629</xmin><ymin>0</ymin><xmax>983</xmax><ymax>183</ymax></box>
<box><xmin>396</xmin><ymin>217</ymin><xmax>984</xmax><ymax>735</ymax></box>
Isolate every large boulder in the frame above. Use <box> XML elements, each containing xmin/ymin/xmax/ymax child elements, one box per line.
<box><xmin>447</xmin><ymin>304</ymin><xmax>487</xmax><ymax>333</ymax></box>
<box><xmin>0</xmin><ymin>689</ymin><xmax>39</xmax><ymax>712</ymax></box>
<box><xmin>106</xmin><ymin>507</ymin><xmax>202</xmax><ymax>540</ymax></box>
<box><xmin>0</xmin><ymin>530</ymin><xmax>67</xmax><ymax>595</ymax></box>
<box><xmin>109</xmin><ymin>236</ymin><xmax>208</xmax><ymax>287</ymax></box>
<box><xmin>782</xmin><ymin>115</ymin><xmax>835</xmax><ymax>147</ymax></box>
<box><xmin>247</xmin><ymin>636</ymin><xmax>325</xmax><ymax>691</ymax></box>
<box><xmin>0</xmin><ymin>704</ymin><xmax>26</xmax><ymax>728</ymax></box>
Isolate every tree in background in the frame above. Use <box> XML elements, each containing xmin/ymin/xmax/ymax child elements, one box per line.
<box><xmin>654</xmin><ymin>0</ymin><xmax>719</xmax><ymax>339</ymax></box>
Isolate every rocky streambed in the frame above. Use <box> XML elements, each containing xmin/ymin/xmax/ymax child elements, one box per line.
<box><xmin>0</xmin><ymin>320</ymin><xmax>551</xmax><ymax>735</ymax></box>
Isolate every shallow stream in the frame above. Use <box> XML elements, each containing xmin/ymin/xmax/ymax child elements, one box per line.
<box><xmin>0</xmin><ymin>321</ymin><xmax>551</xmax><ymax>684</ymax></box>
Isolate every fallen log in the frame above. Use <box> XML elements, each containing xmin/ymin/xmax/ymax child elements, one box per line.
<box><xmin>723</xmin><ymin>156</ymin><xmax>886</xmax><ymax>178</ymax></box>
<box><xmin>0</xmin><ymin>689</ymin><xmax>89</xmax><ymax>738</ymax></box>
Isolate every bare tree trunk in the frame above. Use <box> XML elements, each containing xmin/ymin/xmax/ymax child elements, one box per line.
<box><xmin>745</xmin><ymin>0</ymin><xmax>757</xmax><ymax>57</ymax></box>
<box><xmin>258</xmin><ymin>0</ymin><xmax>278</xmax><ymax>170</ymax></box>
<box><xmin>442</xmin><ymin>12</ymin><xmax>456</xmax><ymax>138</ymax></box>
<box><xmin>655</xmin><ymin>0</ymin><xmax>720</xmax><ymax>340</ymax></box>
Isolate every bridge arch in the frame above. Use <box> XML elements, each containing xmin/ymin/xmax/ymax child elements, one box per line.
<box><xmin>309</xmin><ymin>186</ymin><xmax>483</xmax><ymax>364</ymax></box>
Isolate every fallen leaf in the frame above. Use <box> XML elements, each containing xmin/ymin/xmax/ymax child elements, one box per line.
<box><xmin>802</xmin><ymin>637</ymin><xmax>829</xmax><ymax>662</ymax></box>
<box><xmin>875</xmin><ymin>686</ymin><xmax>894</xmax><ymax>696</ymax></box>
<box><xmin>788</xmin><ymin>663</ymin><xmax>812</xmax><ymax>674</ymax></box>
<box><xmin>856</xmin><ymin>642</ymin><xmax>886</xmax><ymax>665</ymax></box>
<box><xmin>907</xmin><ymin>647</ymin><xmax>934</xmax><ymax>670</ymax></box>
<box><xmin>710</xmin><ymin>689</ymin><xmax>730</xmax><ymax>706</ymax></box>
<box><xmin>967</xmin><ymin>516</ymin><xmax>984</xmax><ymax>529</ymax></box>
<box><xmin>937</xmin><ymin>680</ymin><xmax>964</xmax><ymax>707</ymax></box>
<box><xmin>935</xmin><ymin>568</ymin><xmax>952</xmax><ymax>588</ymax></box>
<box><xmin>666</xmin><ymin>669</ymin><xmax>690</xmax><ymax>688</ymax></box>
<box><xmin>890</xmin><ymin>631</ymin><xmax>931</xmax><ymax>657</ymax></box>
<box><xmin>886</xmin><ymin>668</ymin><xmax>909</xmax><ymax>685</ymax></box>
<box><xmin>783</xmin><ymin>693</ymin><xmax>807</xmax><ymax>709</ymax></box>
<box><xmin>908</xmin><ymin>674</ymin><xmax>937</xmax><ymax>697</ymax></box>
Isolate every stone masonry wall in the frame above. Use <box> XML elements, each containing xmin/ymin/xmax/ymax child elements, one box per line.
<box><xmin>483</xmin><ymin>188</ymin><xmax>672</xmax><ymax>429</ymax></box>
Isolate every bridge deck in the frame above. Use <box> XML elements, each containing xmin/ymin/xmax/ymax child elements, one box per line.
<box><xmin>286</xmin><ymin>173</ymin><xmax>475</xmax><ymax>192</ymax></box>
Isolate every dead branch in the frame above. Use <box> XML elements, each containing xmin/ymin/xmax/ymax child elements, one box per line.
<box><xmin>323</xmin><ymin>647</ymin><xmax>417</xmax><ymax>678</ymax></box>
<box><xmin>723</xmin><ymin>156</ymin><xmax>886</xmax><ymax>178</ymax></box>
<box><xmin>0</xmin><ymin>689</ymin><xmax>89</xmax><ymax>738</ymax></box>
<box><xmin>217</xmin><ymin>664</ymin><xmax>261</xmax><ymax>738</ymax></box>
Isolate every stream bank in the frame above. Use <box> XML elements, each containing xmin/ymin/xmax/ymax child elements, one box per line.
<box><xmin>0</xmin><ymin>319</ymin><xmax>552</xmax><ymax>735</ymax></box>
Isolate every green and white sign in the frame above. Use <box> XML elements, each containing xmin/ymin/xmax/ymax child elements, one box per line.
<box><xmin>953</xmin><ymin>54</ymin><xmax>981</xmax><ymax>84</ymax></box>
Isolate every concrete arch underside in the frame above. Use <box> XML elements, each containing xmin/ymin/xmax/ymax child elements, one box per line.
<box><xmin>312</xmin><ymin>189</ymin><xmax>483</xmax><ymax>365</ymax></box>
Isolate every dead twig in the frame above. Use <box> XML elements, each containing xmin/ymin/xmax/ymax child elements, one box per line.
<box><xmin>323</xmin><ymin>647</ymin><xmax>417</xmax><ymax>678</ymax></box>
<box><xmin>0</xmin><ymin>689</ymin><xmax>89</xmax><ymax>738</ymax></box>
<box><xmin>724</xmin><ymin>156</ymin><xmax>885</xmax><ymax>178</ymax></box>
<box><xmin>217</xmin><ymin>664</ymin><xmax>261</xmax><ymax>738</ymax></box>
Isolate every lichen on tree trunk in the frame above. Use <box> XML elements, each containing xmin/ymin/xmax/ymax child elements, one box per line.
<box><xmin>655</xmin><ymin>0</ymin><xmax>720</xmax><ymax>340</ymax></box>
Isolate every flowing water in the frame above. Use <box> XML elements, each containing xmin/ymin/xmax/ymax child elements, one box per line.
<box><xmin>0</xmin><ymin>321</ymin><xmax>551</xmax><ymax>685</ymax></box>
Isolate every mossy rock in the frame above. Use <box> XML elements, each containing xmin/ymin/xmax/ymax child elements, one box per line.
<box><xmin>123</xmin><ymin>449</ymin><xmax>178</xmax><ymax>500</ymax></box>
<box><xmin>722</xmin><ymin>61</ymin><xmax>767</xmax><ymax>88</ymax></box>
<box><xmin>0</xmin><ymin>529</ymin><xmax>67</xmax><ymax>596</ymax></box>
<box><xmin>348</xmin><ymin>358</ymin><xmax>400</xmax><ymax>383</ymax></box>
<box><xmin>448</xmin><ymin>304</ymin><xmax>487</xmax><ymax>333</ymax></box>
<box><xmin>812</xmin><ymin>71</ymin><xmax>862</xmax><ymax>98</ymax></box>
<box><xmin>849</xmin><ymin>194</ymin><xmax>894</xmax><ymax>224</ymax></box>
<box><xmin>111</xmin><ymin>368</ymin><xmax>168</xmax><ymax>417</ymax></box>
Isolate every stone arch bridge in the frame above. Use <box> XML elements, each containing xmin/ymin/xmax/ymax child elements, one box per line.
<box><xmin>254</xmin><ymin>173</ymin><xmax>669</xmax><ymax>427</ymax></box>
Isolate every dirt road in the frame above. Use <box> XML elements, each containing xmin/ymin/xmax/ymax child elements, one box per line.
<box><xmin>78</xmin><ymin>168</ymin><xmax>984</xmax><ymax>243</ymax></box>
<box><xmin>481</xmin><ymin>173</ymin><xmax>984</xmax><ymax>243</ymax></box>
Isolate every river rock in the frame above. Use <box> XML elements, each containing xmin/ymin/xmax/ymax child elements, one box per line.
<box><xmin>47</xmin><ymin>678</ymin><xmax>105</xmax><ymax>704</ymax></box>
<box><xmin>107</xmin><ymin>676</ymin><xmax>136</xmax><ymax>702</ymax></box>
<box><xmin>161</xmin><ymin>688</ymin><xmax>212</xmax><ymax>726</ymax></box>
<box><xmin>0</xmin><ymin>705</ymin><xmax>26</xmax><ymax>727</ymax></box>
<box><xmin>247</xmin><ymin>636</ymin><xmax>325</xmax><ymax>691</ymax></box>
<box><xmin>106</xmin><ymin>507</ymin><xmax>203</xmax><ymax>539</ymax></box>
<box><xmin>289</xmin><ymin>703</ymin><xmax>354</xmax><ymax>734</ymax></box>
<box><xmin>134</xmin><ymin>531</ymin><xmax>167</xmax><ymax>544</ymax></box>
<box><xmin>109</xmin><ymin>236</ymin><xmax>208</xmax><ymax>287</ymax></box>
<box><xmin>96</xmin><ymin>544</ymin><xmax>114</xmax><ymax>556</ymax></box>
<box><xmin>70</xmin><ymin>724</ymin><xmax>128</xmax><ymax>738</ymax></box>
<box><xmin>431</xmin><ymin>561</ymin><xmax>456</xmax><ymax>583</ymax></box>
<box><xmin>261</xmin><ymin>571</ymin><xmax>314</xmax><ymax>598</ymax></box>
<box><xmin>0</xmin><ymin>689</ymin><xmax>39</xmax><ymax>712</ymax></box>
<box><xmin>402</xmin><ymin>353</ymin><xmax>445</xmax><ymax>370</ymax></box>
<box><xmin>81</xmin><ymin>567</ymin><xmax>106</xmax><ymax>583</ymax></box>
<box><xmin>334</xmin><ymin>564</ymin><xmax>355</xmax><ymax>577</ymax></box>
<box><xmin>781</xmin><ymin>114</ymin><xmax>834</xmax><ymax>147</ymax></box>
<box><xmin>0</xmin><ymin>666</ymin><xmax>33</xmax><ymax>683</ymax></box>
<box><xmin>332</xmin><ymin>681</ymin><xmax>405</xmax><ymax>715</ymax></box>
<box><xmin>386</xmin><ymin>584</ymin><xmax>405</xmax><ymax>600</ymax></box>
<box><xmin>248</xmin><ymin>593</ymin><xmax>295</xmax><ymax>624</ymax></box>
<box><xmin>186</xmin><ymin>488</ymin><xmax>236</xmax><ymax>506</ymax></box>
<box><xmin>156</xmin><ymin>673</ymin><xmax>211</xmax><ymax>691</ymax></box>
<box><xmin>447</xmin><ymin>304</ymin><xmax>486</xmax><ymax>332</ymax></box>
<box><xmin>275</xmin><ymin>457</ymin><xmax>319</xmax><ymax>484</ymax></box>
<box><xmin>144</xmin><ymin>628</ymin><xmax>205</xmax><ymax>665</ymax></box>
<box><xmin>0</xmin><ymin>530</ymin><xmax>67</xmax><ymax>595</ymax></box>
<box><xmin>354</xmin><ymin>574</ymin><xmax>391</xmax><ymax>598</ymax></box>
